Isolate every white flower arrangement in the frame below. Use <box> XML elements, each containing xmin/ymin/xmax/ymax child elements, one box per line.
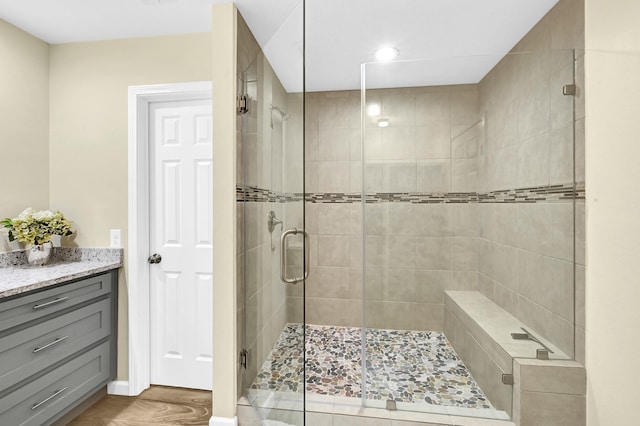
<box><xmin>1</xmin><ymin>207</ymin><xmax>73</xmax><ymax>246</ymax></box>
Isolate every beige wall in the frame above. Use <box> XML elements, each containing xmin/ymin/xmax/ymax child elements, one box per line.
<box><xmin>585</xmin><ymin>0</ymin><xmax>640</xmax><ymax>424</ymax></box>
<box><xmin>211</xmin><ymin>3</ymin><xmax>238</xmax><ymax>419</ymax></box>
<box><xmin>49</xmin><ymin>33</ymin><xmax>212</xmax><ymax>380</ymax></box>
<box><xmin>0</xmin><ymin>20</ymin><xmax>49</xmax><ymax>250</ymax></box>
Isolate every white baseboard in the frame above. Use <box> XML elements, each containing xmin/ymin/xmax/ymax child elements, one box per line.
<box><xmin>210</xmin><ymin>416</ymin><xmax>238</xmax><ymax>426</ymax></box>
<box><xmin>107</xmin><ymin>380</ymin><xmax>131</xmax><ymax>396</ymax></box>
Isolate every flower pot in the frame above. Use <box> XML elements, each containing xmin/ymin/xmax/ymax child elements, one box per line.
<box><xmin>26</xmin><ymin>242</ymin><xmax>53</xmax><ymax>266</ymax></box>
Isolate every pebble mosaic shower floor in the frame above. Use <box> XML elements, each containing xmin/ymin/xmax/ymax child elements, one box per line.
<box><xmin>251</xmin><ymin>323</ymin><xmax>494</xmax><ymax>410</ymax></box>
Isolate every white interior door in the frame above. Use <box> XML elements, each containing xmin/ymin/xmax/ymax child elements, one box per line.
<box><xmin>149</xmin><ymin>98</ymin><xmax>213</xmax><ymax>390</ymax></box>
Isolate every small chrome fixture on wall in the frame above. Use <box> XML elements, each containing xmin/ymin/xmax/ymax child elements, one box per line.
<box><xmin>270</xmin><ymin>105</ymin><xmax>290</xmax><ymax>128</ymax></box>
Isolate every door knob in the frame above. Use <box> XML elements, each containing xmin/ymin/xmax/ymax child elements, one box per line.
<box><xmin>148</xmin><ymin>253</ymin><xmax>162</xmax><ymax>264</ymax></box>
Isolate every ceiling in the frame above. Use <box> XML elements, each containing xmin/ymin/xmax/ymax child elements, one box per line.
<box><xmin>0</xmin><ymin>0</ymin><xmax>559</xmax><ymax>92</ymax></box>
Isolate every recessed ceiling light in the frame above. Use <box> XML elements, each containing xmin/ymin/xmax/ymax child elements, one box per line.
<box><xmin>377</xmin><ymin>118</ymin><xmax>390</xmax><ymax>128</ymax></box>
<box><xmin>374</xmin><ymin>47</ymin><xmax>399</xmax><ymax>61</ymax></box>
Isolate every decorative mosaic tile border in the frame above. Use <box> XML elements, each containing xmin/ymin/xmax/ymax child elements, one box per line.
<box><xmin>237</xmin><ymin>182</ymin><xmax>585</xmax><ymax>204</ymax></box>
<box><xmin>236</xmin><ymin>186</ymin><xmax>302</xmax><ymax>203</ymax></box>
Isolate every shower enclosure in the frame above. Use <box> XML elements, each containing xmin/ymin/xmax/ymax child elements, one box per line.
<box><xmin>237</xmin><ymin>1</ymin><xmax>583</xmax><ymax>425</ymax></box>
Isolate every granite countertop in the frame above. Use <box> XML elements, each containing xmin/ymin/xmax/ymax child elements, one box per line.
<box><xmin>0</xmin><ymin>248</ymin><xmax>123</xmax><ymax>299</ymax></box>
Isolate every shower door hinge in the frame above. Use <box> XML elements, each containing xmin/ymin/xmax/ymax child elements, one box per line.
<box><xmin>563</xmin><ymin>84</ymin><xmax>577</xmax><ymax>96</ymax></box>
<box><xmin>502</xmin><ymin>373</ymin><xmax>515</xmax><ymax>385</ymax></box>
<box><xmin>239</xmin><ymin>348</ymin><xmax>249</xmax><ymax>369</ymax></box>
<box><xmin>238</xmin><ymin>95</ymin><xmax>249</xmax><ymax>114</ymax></box>
<box><xmin>536</xmin><ymin>349</ymin><xmax>550</xmax><ymax>360</ymax></box>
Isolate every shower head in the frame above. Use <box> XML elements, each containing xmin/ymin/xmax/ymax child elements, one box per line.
<box><xmin>270</xmin><ymin>105</ymin><xmax>290</xmax><ymax>128</ymax></box>
<box><xmin>271</xmin><ymin>105</ymin><xmax>290</xmax><ymax>121</ymax></box>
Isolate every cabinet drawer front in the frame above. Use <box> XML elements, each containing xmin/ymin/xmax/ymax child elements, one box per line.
<box><xmin>0</xmin><ymin>340</ymin><xmax>110</xmax><ymax>426</ymax></box>
<box><xmin>0</xmin><ymin>272</ymin><xmax>112</xmax><ymax>331</ymax></box>
<box><xmin>0</xmin><ymin>298</ymin><xmax>111</xmax><ymax>391</ymax></box>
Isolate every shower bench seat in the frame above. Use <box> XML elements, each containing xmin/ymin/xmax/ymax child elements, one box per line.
<box><xmin>444</xmin><ymin>291</ymin><xmax>586</xmax><ymax>426</ymax></box>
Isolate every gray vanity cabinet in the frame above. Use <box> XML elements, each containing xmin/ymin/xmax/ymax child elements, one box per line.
<box><xmin>0</xmin><ymin>270</ymin><xmax>118</xmax><ymax>425</ymax></box>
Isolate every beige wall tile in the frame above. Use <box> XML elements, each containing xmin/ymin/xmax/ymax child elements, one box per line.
<box><xmin>382</xmin><ymin>301</ymin><xmax>417</xmax><ymax>330</ymax></box>
<box><xmin>415</xmin><ymin>270</ymin><xmax>453</xmax><ymax>303</ymax></box>
<box><xmin>382</xmin><ymin>162</ymin><xmax>417</xmax><ymax>192</ymax></box>
<box><xmin>451</xmin><ymin>203</ymin><xmax>478</xmax><ymax>237</ymax></box>
<box><xmin>519</xmin><ymin>391</ymin><xmax>585</xmax><ymax>426</ymax></box>
<box><xmin>318</xmin><ymin>235</ymin><xmax>351</xmax><ymax>267</ymax></box>
<box><xmin>318</xmin><ymin>203</ymin><xmax>351</xmax><ymax>235</ymax></box>
<box><xmin>365</xmin><ymin>301</ymin><xmax>386</xmax><ymax>329</ymax></box>
<box><xmin>451</xmin><ymin>159</ymin><xmax>478</xmax><ymax>192</ymax></box>
<box><xmin>549</xmin><ymin>61</ymin><xmax>575</xmax><ymax>130</ymax></box>
<box><xmin>452</xmin><ymin>271</ymin><xmax>478</xmax><ymax>291</ymax></box>
<box><xmin>575</xmin><ymin>265</ymin><xmax>585</xmax><ymax>328</ymax></box>
<box><xmin>416</xmin><ymin>122</ymin><xmax>451</xmax><ymax>159</ymax></box>
<box><xmin>452</xmin><ymin>124</ymin><xmax>480</xmax><ymax>159</ymax></box>
<box><xmin>574</xmin><ymin>325</ymin><xmax>585</xmax><ymax>366</ymax></box>
<box><xmin>319</xmin><ymin>127</ymin><xmax>352</xmax><ymax>161</ymax></box>
<box><xmin>549</xmin><ymin>0</ymin><xmax>585</xmax><ymax>50</ymax></box>
<box><xmin>450</xmin><ymin>86</ymin><xmax>479</xmax><ymax>126</ymax></box>
<box><xmin>382</xmin><ymin>91</ymin><xmax>417</xmax><ymax>127</ymax></box>
<box><xmin>318</xmin><ymin>161</ymin><xmax>350</xmax><ymax>193</ymax></box>
<box><xmin>416</xmin><ymin>204</ymin><xmax>453</xmax><ymax>237</ymax></box>
<box><xmin>382</xmin><ymin>203</ymin><xmax>418</xmax><ymax>236</ymax></box>
<box><xmin>478</xmin><ymin>240</ymin><xmax>519</xmax><ymax>291</ymax></box>
<box><xmin>574</xmin><ymin>117</ymin><xmax>585</xmax><ymax>183</ymax></box>
<box><xmin>548</xmin><ymin>202</ymin><xmax>574</xmax><ymax>261</ymax></box>
<box><xmin>415</xmin><ymin>303</ymin><xmax>444</xmax><ymax>331</ymax></box>
<box><xmin>575</xmin><ymin>201</ymin><xmax>585</xmax><ymax>266</ymax></box>
<box><xmin>306</xmin><ymin>412</ymin><xmax>333</xmax><ymax>426</ymax></box>
<box><xmin>333</xmin><ymin>414</ymin><xmax>392</xmax><ymax>426</ymax></box>
<box><xmin>415</xmin><ymin>88</ymin><xmax>450</xmax><ymax>125</ymax></box>
<box><xmin>452</xmin><ymin>237</ymin><xmax>478</xmax><ymax>271</ymax></box>
<box><xmin>515</xmin><ymin>359</ymin><xmax>586</xmax><ymax>395</ymax></box>
<box><xmin>417</xmin><ymin>160</ymin><xmax>451</xmax><ymax>192</ymax></box>
<box><xmin>549</xmin><ymin>123</ymin><xmax>574</xmax><ymax>185</ymax></box>
<box><xmin>517</xmin><ymin>133</ymin><xmax>550</xmax><ymax>188</ymax></box>
<box><xmin>306</xmin><ymin>161</ymin><xmax>319</xmax><ymax>193</ymax></box>
<box><xmin>381</xmin><ymin>127</ymin><xmax>416</xmax><ymax>160</ymax></box>
<box><xmin>416</xmin><ymin>237</ymin><xmax>452</xmax><ymax>270</ymax></box>
<box><xmin>492</xmin><ymin>282</ymin><xmax>518</xmax><ymax>317</ymax></box>
<box><xmin>477</xmin><ymin>273</ymin><xmax>494</xmax><ymax>300</ymax></box>
<box><xmin>549</xmin><ymin>258</ymin><xmax>574</xmax><ymax>322</ymax></box>
<box><xmin>306</xmin><ymin>266</ymin><xmax>351</xmax><ymax>299</ymax></box>
<box><xmin>318</xmin><ymin>93</ymin><xmax>354</xmax><ymax>129</ymax></box>
<box><xmin>385</xmin><ymin>236</ymin><xmax>417</xmax><ymax>269</ymax></box>
<box><xmin>383</xmin><ymin>268</ymin><xmax>417</xmax><ymax>302</ymax></box>
<box><xmin>480</xmin><ymin>203</ymin><xmax>518</xmax><ymax>246</ymax></box>
<box><xmin>307</xmin><ymin>298</ymin><xmax>362</xmax><ymax>327</ymax></box>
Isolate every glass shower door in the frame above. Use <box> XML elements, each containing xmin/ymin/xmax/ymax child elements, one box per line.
<box><xmin>360</xmin><ymin>50</ymin><xmax>578</xmax><ymax>421</ymax></box>
<box><xmin>240</xmin><ymin>2</ymin><xmax>306</xmax><ymax>424</ymax></box>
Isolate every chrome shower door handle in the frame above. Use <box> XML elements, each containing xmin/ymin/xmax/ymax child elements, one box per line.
<box><xmin>280</xmin><ymin>227</ymin><xmax>310</xmax><ymax>285</ymax></box>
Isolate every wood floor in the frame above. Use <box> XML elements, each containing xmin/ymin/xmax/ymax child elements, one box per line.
<box><xmin>68</xmin><ymin>386</ymin><xmax>212</xmax><ymax>425</ymax></box>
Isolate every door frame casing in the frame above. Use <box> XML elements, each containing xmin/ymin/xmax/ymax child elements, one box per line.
<box><xmin>110</xmin><ymin>81</ymin><xmax>212</xmax><ymax>396</ymax></box>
